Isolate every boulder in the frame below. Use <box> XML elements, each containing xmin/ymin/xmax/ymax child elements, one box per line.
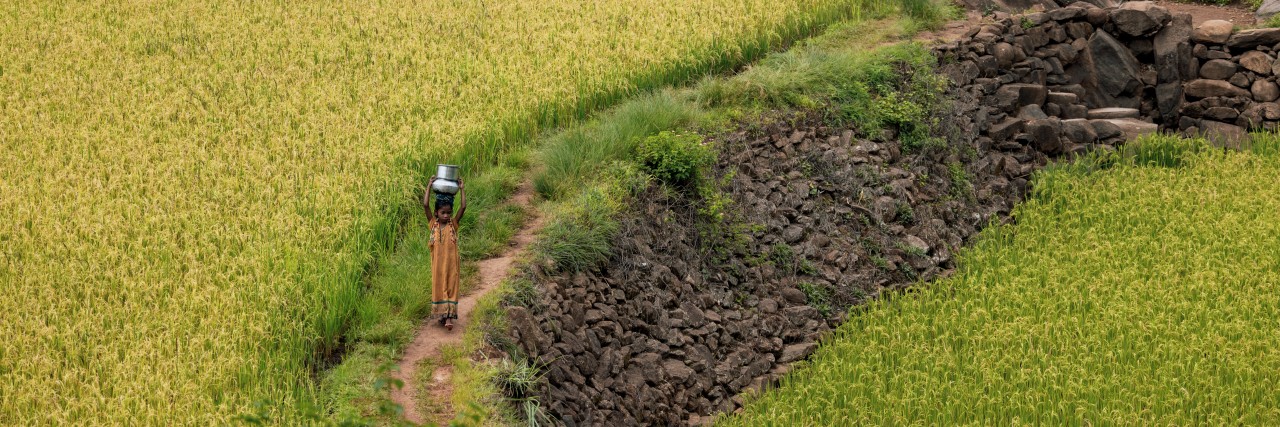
<box><xmin>1153</xmin><ymin>13</ymin><xmax>1196</xmax><ymax>100</ymax></box>
<box><xmin>1203</xmin><ymin>106</ymin><xmax>1239</xmax><ymax>121</ymax></box>
<box><xmin>1192</xmin><ymin>20</ymin><xmax>1233</xmax><ymax>44</ymax></box>
<box><xmin>1090</xmin><ymin>119</ymin><xmax>1124</xmax><ymax>139</ymax></box>
<box><xmin>1074</xmin><ymin>30</ymin><xmax>1144</xmax><ymax>108</ymax></box>
<box><xmin>1199</xmin><ymin>120</ymin><xmax>1249</xmax><ymax>148</ymax></box>
<box><xmin>1087</xmin><ymin>107</ymin><xmax>1140</xmax><ymax>119</ymax></box>
<box><xmin>1110</xmin><ymin>2</ymin><xmax>1170</xmax><ymax>37</ymax></box>
<box><xmin>1156</xmin><ymin>82</ymin><xmax>1185</xmax><ymax>119</ymax></box>
<box><xmin>1240</xmin><ymin>102</ymin><xmax>1280</xmax><ymax>125</ymax></box>
<box><xmin>1229</xmin><ymin>73</ymin><xmax>1252</xmax><ymax>88</ymax></box>
<box><xmin>780</xmin><ymin>287</ymin><xmax>807</xmax><ymax>304</ymax></box>
<box><xmin>1259</xmin><ymin>0</ymin><xmax>1280</xmax><ymax>23</ymax></box>
<box><xmin>1078</xmin><ymin>0</ymin><xmax>1119</xmax><ymax>8</ymax></box>
<box><xmin>1240</xmin><ymin>51</ymin><xmax>1275</xmax><ymax>75</ymax></box>
<box><xmin>995</xmin><ymin>83</ymin><xmax>1049</xmax><ymax>111</ymax></box>
<box><xmin>993</xmin><ymin>43</ymin><xmax>1019</xmax><ymax>68</ymax></box>
<box><xmin>1253</xmin><ymin>79</ymin><xmax>1280</xmax><ymax>102</ymax></box>
<box><xmin>778</xmin><ymin>342</ymin><xmax>818</xmax><ymax>363</ymax></box>
<box><xmin>989</xmin><ymin>117</ymin><xmax>1025</xmax><ymax>141</ymax></box>
<box><xmin>1199</xmin><ymin>59</ymin><xmax>1237</xmax><ymax>80</ymax></box>
<box><xmin>1184</xmin><ymin>79</ymin><xmax>1250</xmax><ymax>98</ymax></box>
<box><xmin>1096</xmin><ymin>118</ymin><xmax>1158</xmax><ymax>141</ymax></box>
<box><xmin>1026</xmin><ymin>119</ymin><xmax>1064</xmax><ymax>153</ymax></box>
<box><xmin>1019</xmin><ymin>104</ymin><xmax>1050</xmax><ymax>120</ymax></box>
<box><xmin>1061</xmin><ymin>118</ymin><xmax>1099</xmax><ymax>143</ymax></box>
<box><xmin>1047</xmin><ymin>91</ymin><xmax>1080</xmax><ymax>105</ymax></box>
<box><xmin>1226</xmin><ymin>28</ymin><xmax>1280</xmax><ymax>50</ymax></box>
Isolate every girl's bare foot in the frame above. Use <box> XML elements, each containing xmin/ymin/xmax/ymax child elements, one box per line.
<box><xmin>444</xmin><ymin>318</ymin><xmax>454</xmax><ymax>331</ymax></box>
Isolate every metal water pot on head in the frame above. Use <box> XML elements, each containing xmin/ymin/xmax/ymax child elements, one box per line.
<box><xmin>432</xmin><ymin>164</ymin><xmax>461</xmax><ymax>194</ymax></box>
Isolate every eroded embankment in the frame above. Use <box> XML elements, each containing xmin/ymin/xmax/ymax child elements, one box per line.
<box><xmin>504</xmin><ymin>104</ymin><xmax>1062</xmax><ymax>424</ymax></box>
<box><xmin>499</xmin><ymin>1</ymin><xmax>1280</xmax><ymax>424</ymax></box>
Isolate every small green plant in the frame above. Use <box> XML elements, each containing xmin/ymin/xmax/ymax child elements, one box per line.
<box><xmin>896</xmin><ymin>241</ymin><xmax>927</xmax><ymax>258</ymax></box>
<box><xmin>637</xmin><ymin>131</ymin><xmax>716</xmax><ymax>187</ymax></box>
<box><xmin>947</xmin><ymin>162</ymin><xmax>971</xmax><ymax>198</ymax></box>
<box><xmin>1020</xmin><ymin>16</ymin><xmax>1035</xmax><ymax>29</ymax></box>
<box><xmin>870</xmin><ymin>255</ymin><xmax>891</xmax><ymax>270</ymax></box>
<box><xmin>494</xmin><ymin>357</ymin><xmax>551</xmax><ymax>426</ymax></box>
<box><xmin>797</xmin><ymin>282</ymin><xmax>834</xmax><ymax>316</ymax></box>
<box><xmin>894</xmin><ymin>201</ymin><xmax>915</xmax><ymax>224</ymax></box>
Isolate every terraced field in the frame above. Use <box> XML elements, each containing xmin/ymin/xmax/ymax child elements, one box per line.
<box><xmin>725</xmin><ymin>138</ymin><xmax>1280</xmax><ymax>425</ymax></box>
<box><xmin>0</xmin><ymin>1</ymin><xmax>887</xmax><ymax>423</ymax></box>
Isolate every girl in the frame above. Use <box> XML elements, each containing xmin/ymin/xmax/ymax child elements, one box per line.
<box><xmin>425</xmin><ymin>176</ymin><xmax>465</xmax><ymax>330</ymax></box>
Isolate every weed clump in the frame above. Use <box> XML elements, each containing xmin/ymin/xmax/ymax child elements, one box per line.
<box><xmin>637</xmin><ymin>131</ymin><xmax>716</xmax><ymax>187</ymax></box>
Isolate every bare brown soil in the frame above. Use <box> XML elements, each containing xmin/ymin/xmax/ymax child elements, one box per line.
<box><xmin>389</xmin><ymin>182</ymin><xmax>544</xmax><ymax>425</ymax></box>
<box><xmin>1155</xmin><ymin>1</ymin><xmax>1256</xmax><ymax>26</ymax></box>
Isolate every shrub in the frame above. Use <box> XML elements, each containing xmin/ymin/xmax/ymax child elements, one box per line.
<box><xmin>637</xmin><ymin>131</ymin><xmax>716</xmax><ymax>186</ymax></box>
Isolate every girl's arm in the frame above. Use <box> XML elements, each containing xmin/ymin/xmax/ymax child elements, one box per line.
<box><xmin>455</xmin><ymin>179</ymin><xmax>467</xmax><ymax>223</ymax></box>
<box><xmin>423</xmin><ymin>176</ymin><xmax>436</xmax><ymax>218</ymax></box>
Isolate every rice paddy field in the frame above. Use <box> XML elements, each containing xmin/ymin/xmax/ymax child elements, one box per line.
<box><xmin>724</xmin><ymin>137</ymin><xmax>1280</xmax><ymax>425</ymax></box>
<box><xmin>0</xmin><ymin>0</ymin><xmax>899</xmax><ymax>424</ymax></box>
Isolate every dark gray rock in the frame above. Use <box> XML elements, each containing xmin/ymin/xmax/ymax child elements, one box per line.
<box><xmin>1098</xmin><ymin>118</ymin><xmax>1159</xmax><ymax>141</ymax></box>
<box><xmin>778</xmin><ymin>342</ymin><xmax>818</xmax><ymax>364</ymax></box>
<box><xmin>995</xmin><ymin>83</ymin><xmax>1049</xmax><ymax>111</ymax></box>
<box><xmin>1199</xmin><ymin>120</ymin><xmax>1249</xmax><ymax>148</ymax></box>
<box><xmin>1156</xmin><ymin>82</ymin><xmax>1185</xmax><ymax>119</ymax></box>
<box><xmin>1199</xmin><ymin>59</ymin><xmax>1237</xmax><ymax>80</ymax></box>
<box><xmin>988</xmin><ymin>118</ymin><xmax>1025</xmax><ymax>141</ymax></box>
<box><xmin>1184</xmin><ymin>79</ymin><xmax>1250</xmax><ymax>98</ymax></box>
<box><xmin>1026</xmin><ymin>118</ymin><xmax>1064</xmax><ymax>153</ymax></box>
<box><xmin>1239</xmin><ymin>102</ymin><xmax>1280</xmax><ymax>128</ymax></box>
<box><xmin>1203</xmin><ymin>106</ymin><xmax>1239</xmax><ymax>121</ymax></box>
<box><xmin>1090</xmin><ymin>119</ymin><xmax>1124</xmax><ymax>139</ymax></box>
<box><xmin>780</xmin><ymin>287</ymin><xmax>807</xmax><ymax>304</ymax></box>
<box><xmin>1047</xmin><ymin>91</ymin><xmax>1080</xmax><ymax>105</ymax></box>
<box><xmin>1154</xmin><ymin>13</ymin><xmax>1195</xmax><ymax>89</ymax></box>
<box><xmin>1063</xmin><ymin>104</ymin><xmax>1090</xmax><ymax>119</ymax></box>
<box><xmin>1061</xmin><ymin>119</ymin><xmax>1099</xmax><ymax>143</ymax></box>
<box><xmin>1087</xmin><ymin>107</ymin><xmax>1140</xmax><ymax>119</ymax></box>
<box><xmin>1078</xmin><ymin>30</ymin><xmax>1144</xmax><ymax>107</ymax></box>
<box><xmin>1019</xmin><ymin>104</ymin><xmax>1050</xmax><ymax>120</ymax></box>
<box><xmin>664</xmin><ymin>359</ymin><xmax>695</xmax><ymax>384</ymax></box>
<box><xmin>1110</xmin><ymin>2</ymin><xmax>1170</xmax><ymax>37</ymax></box>
<box><xmin>1227</xmin><ymin>28</ymin><xmax>1280</xmax><ymax>50</ymax></box>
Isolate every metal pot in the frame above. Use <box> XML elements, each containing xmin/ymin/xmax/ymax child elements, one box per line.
<box><xmin>432</xmin><ymin>164</ymin><xmax>460</xmax><ymax>194</ymax></box>
<box><xmin>436</xmin><ymin>164</ymin><xmax>459</xmax><ymax>181</ymax></box>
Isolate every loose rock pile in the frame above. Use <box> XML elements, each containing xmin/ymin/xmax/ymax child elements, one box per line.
<box><xmin>507</xmin><ymin>107</ymin><xmax>1057</xmax><ymax>425</ymax></box>
<box><xmin>938</xmin><ymin>1</ymin><xmax>1280</xmax><ymax>149</ymax></box>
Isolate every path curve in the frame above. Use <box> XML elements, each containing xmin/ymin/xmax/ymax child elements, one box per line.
<box><xmin>390</xmin><ymin>182</ymin><xmax>544</xmax><ymax>425</ymax></box>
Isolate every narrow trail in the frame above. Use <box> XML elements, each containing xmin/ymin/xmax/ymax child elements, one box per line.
<box><xmin>390</xmin><ymin>182</ymin><xmax>545</xmax><ymax>425</ymax></box>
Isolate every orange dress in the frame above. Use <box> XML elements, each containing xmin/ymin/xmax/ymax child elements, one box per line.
<box><xmin>429</xmin><ymin>218</ymin><xmax>461</xmax><ymax>318</ymax></box>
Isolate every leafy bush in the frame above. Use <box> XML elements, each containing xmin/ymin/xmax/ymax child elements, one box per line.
<box><xmin>637</xmin><ymin>131</ymin><xmax>716</xmax><ymax>186</ymax></box>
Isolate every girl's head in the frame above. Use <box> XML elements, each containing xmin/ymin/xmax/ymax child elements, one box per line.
<box><xmin>434</xmin><ymin>193</ymin><xmax>455</xmax><ymax>222</ymax></box>
<box><xmin>435</xmin><ymin>204</ymin><xmax>453</xmax><ymax>222</ymax></box>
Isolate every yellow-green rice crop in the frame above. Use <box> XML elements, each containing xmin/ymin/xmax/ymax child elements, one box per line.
<box><xmin>0</xmin><ymin>0</ymin><xmax>899</xmax><ymax>424</ymax></box>
<box><xmin>724</xmin><ymin>139</ymin><xmax>1280</xmax><ymax>425</ymax></box>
